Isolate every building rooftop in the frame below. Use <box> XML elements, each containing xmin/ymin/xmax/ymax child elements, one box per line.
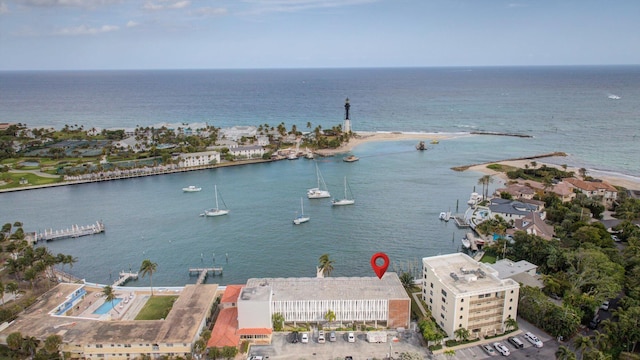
<box><xmin>0</xmin><ymin>283</ymin><xmax>217</xmax><ymax>345</ymax></box>
<box><xmin>423</xmin><ymin>253</ymin><xmax>518</xmax><ymax>296</ymax></box>
<box><xmin>244</xmin><ymin>273</ymin><xmax>409</xmax><ymax>302</ymax></box>
<box><xmin>489</xmin><ymin>259</ymin><xmax>538</xmax><ymax>279</ymax></box>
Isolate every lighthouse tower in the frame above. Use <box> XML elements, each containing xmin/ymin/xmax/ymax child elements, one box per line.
<box><xmin>343</xmin><ymin>98</ymin><xmax>352</xmax><ymax>134</ymax></box>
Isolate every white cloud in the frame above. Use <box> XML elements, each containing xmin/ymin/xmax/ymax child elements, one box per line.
<box><xmin>126</xmin><ymin>20</ymin><xmax>139</xmax><ymax>27</ymax></box>
<box><xmin>190</xmin><ymin>6</ymin><xmax>227</xmax><ymax>17</ymax></box>
<box><xmin>507</xmin><ymin>3</ymin><xmax>528</xmax><ymax>8</ymax></box>
<box><xmin>0</xmin><ymin>2</ymin><xmax>9</xmax><ymax>13</ymax></box>
<box><xmin>15</xmin><ymin>0</ymin><xmax>121</xmax><ymax>8</ymax></box>
<box><xmin>143</xmin><ymin>0</ymin><xmax>190</xmax><ymax>11</ymax></box>
<box><xmin>241</xmin><ymin>0</ymin><xmax>379</xmax><ymax>15</ymax></box>
<box><xmin>56</xmin><ymin>24</ymin><xmax>119</xmax><ymax>35</ymax></box>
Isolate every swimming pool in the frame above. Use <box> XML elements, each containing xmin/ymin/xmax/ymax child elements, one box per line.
<box><xmin>93</xmin><ymin>298</ymin><xmax>122</xmax><ymax>315</ymax></box>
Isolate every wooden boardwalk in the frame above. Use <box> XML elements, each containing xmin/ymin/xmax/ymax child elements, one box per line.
<box><xmin>113</xmin><ymin>271</ymin><xmax>138</xmax><ymax>287</ymax></box>
<box><xmin>189</xmin><ymin>267</ymin><xmax>223</xmax><ymax>284</ymax></box>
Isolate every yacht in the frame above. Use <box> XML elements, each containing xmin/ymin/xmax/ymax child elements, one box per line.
<box><xmin>182</xmin><ymin>185</ymin><xmax>202</xmax><ymax>192</ymax></box>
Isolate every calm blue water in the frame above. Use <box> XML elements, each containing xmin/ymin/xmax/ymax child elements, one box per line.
<box><xmin>93</xmin><ymin>298</ymin><xmax>122</xmax><ymax>315</ymax></box>
<box><xmin>1</xmin><ymin>67</ymin><xmax>638</xmax><ymax>286</ymax></box>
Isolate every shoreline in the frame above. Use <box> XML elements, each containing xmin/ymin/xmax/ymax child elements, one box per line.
<box><xmin>464</xmin><ymin>158</ymin><xmax>640</xmax><ymax>190</ymax></box>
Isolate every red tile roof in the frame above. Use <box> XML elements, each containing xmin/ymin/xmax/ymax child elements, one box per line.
<box><xmin>207</xmin><ymin>307</ymin><xmax>239</xmax><ymax>349</ymax></box>
<box><xmin>220</xmin><ymin>285</ymin><xmax>243</xmax><ymax>304</ymax></box>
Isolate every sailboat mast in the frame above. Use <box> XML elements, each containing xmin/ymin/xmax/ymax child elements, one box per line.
<box><xmin>215</xmin><ymin>185</ymin><xmax>219</xmax><ymax>210</ymax></box>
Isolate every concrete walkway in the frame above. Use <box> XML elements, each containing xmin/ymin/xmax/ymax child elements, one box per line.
<box><xmin>9</xmin><ymin>169</ymin><xmax>60</xmax><ymax>178</ymax></box>
<box><xmin>411</xmin><ymin>292</ymin><xmax>428</xmax><ymax>318</ymax></box>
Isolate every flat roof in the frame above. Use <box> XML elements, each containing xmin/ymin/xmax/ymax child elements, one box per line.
<box><xmin>490</xmin><ymin>259</ymin><xmax>538</xmax><ymax>279</ymax></box>
<box><xmin>0</xmin><ymin>283</ymin><xmax>218</xmax><ymax>345</ymax></box>
<box><xmin>244</xmin><ymin>273</ymin><xmax>409</xmax><ymax>302</ymax></box>
<box><xmin>423</xmin><ymin>253</ymin><xmax>519</xmax><ymax>295</ymax></box>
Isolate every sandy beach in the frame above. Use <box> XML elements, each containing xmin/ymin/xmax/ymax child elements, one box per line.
<box><xmin>467</xmin><ymin>159</ymin><xmax>640</xmax><ymax>190</ymax></box>
<box><xmin>314</xmin><ymin>131</ymin><xmax>461</xmax><ymax>156</ymax></box>
<box><xmin>313</xmin><ymin>131</ymin><xmax>639</xmax><ymax>190</ymax></box>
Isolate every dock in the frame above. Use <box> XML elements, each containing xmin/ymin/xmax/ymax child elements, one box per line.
<box><xmin>452</xmin><ymin>215</ymin><xmax>470</xmax><ymax>228</ymax></box>
<box><xmin>37</xmin><ymin>221</ymin><xmax>105</xmax><ymax>242</ymax></box>
<box><xmin>189</xmin><ymin>267</ymin><xmax>223</xmax><ymax>284</ymax></box>
<box><xmin>112</xmin><ymin>271</ymin><xmax>138</xmax><ymax>287</ymax></box>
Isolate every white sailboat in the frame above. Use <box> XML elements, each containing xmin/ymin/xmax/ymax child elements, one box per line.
<box><xmin>293</xmin><ymin>197</ymin><xmax>310</xmax><ymax>224</ymax></box>
<box><xmin>332</xmin><ymin>177</ymin><xmax>355</xmax><ymax>206</ymax></box>
<box><xmin>203</xmin><ymin>185</ymin><xmax>229</xmax><ymax>217</ymax></box>
<box><xmin>307</xmin><ymin>162</ymin><xmax>331</xmax><ymax>199</ymax></box>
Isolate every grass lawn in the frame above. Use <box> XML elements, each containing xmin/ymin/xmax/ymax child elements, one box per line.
<box><xmin>480</xmin><ymin>253</ymin><xmax>497</xmax><ymax>264</ymax></box>
<box><xmin>0</xmin><ymin>172</ymin><xmax>62</xmax><ymax>189</ymax></box>
<box><xmin>135</xmin><ymin>295</ymin><xmax>178</xmax><ymax>320</ymax></box>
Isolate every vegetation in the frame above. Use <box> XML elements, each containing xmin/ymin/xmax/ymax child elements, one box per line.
<box><xmin>139</xmin><ymin>259</ymin><xmax>158</xmax><ymax>296</ymax></box>
<box><xmin>134</xmin><ymin>295</ymin><xmax>178</xmax><ymax>320</ymax></box>
<box><xmin>318</xmin><ymin>253</ymin><xmax>334</xmax><ymax>277</ymax></box>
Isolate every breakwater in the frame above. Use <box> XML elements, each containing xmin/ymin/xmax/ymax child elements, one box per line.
<box><xmin>451</xmin><ymin>152</ymin><xmax>567</xmax><ymax>172</ymax></box>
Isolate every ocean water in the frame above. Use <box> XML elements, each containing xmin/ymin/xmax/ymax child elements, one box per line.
<box><xmin>0</xmin><ymin>67</ymin><xmax>638</xmax><ymax>286</ymax></box>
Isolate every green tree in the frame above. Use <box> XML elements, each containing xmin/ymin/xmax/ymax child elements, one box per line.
<box><xmin>399</xmin><ymin>272</ymin><xmax>415</xmax><ymax>290</ymax></box>
<box><xmin>555</xmin><ymin>345</ymin><xmax>577</xmax><ymax>360</ymax></box>
<box><xmin>324</xmin><ymin>309</ymin><xmax>336</xmax><ymax>328</ymax></box>
<box><xmin>221</xmin><ymin>345</ymin><xmax>237</xmax><ymax>359</ymax></box>
<box><xmin>272</xmin><ymin>312</ymin><xmax>285</xmax><ymax>331</ymax></box>
<box><xmin>454</xmin><ymin>328</ymin><xmax>470</xmax><ymax>342</ymax></box>
<box><xmin>23</xmin><ymin>335</ymin><xmax>39</xmax><ymax>358</ymax></box>
<box><xmin>103</xmin><ymin>285</ymin><xmax>119</xmax><ymax>314</ymax></box>
<box><xmin>140</xmin><ymin>259</ymin><xmax>158</xmax><ymax>296</ymax></box>
<box><xmin>0</xmin><ymin>281</ymin><xmax>4</xmax><ymax>305</ymax></box>
<box><xmin>6</xmin><ymin>332</ymin><xmax>23</xmax><ymax>354</ymax></box>
<box><xmin>318</xmin><ymin>254</ymin><xmax>334</xmax><ymax>277</ymax></box>
<box><xmin>504</xmin><ymin>317</ymin><xmax>518</xmax><ymax>332</ymax></box>
<box><xmin>44</xmin><ymin>334</ymin><xmax>63</xmax><ymax>355</ymax></box>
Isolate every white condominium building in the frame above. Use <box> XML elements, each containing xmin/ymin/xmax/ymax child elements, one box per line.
<box><xmin>422</xmin><ymin>253</ymin><xmax>520</xmax><ymax>339</ymax></box>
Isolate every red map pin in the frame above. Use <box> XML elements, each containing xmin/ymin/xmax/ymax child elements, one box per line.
<box><xmin>370</xmin><ymin>252</ymin><xmax>390</xmax><ymax>279</ymax></box>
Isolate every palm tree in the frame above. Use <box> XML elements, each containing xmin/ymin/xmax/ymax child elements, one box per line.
<box><xmin>399</xmin><ymin>272</ymin><xmax>415</xmax><ymax>290</ymax></box>
<box><xmin>318</xmin><ymin>254</ymin><xmax>334</xmax><ymax>277</ymax></box>
<box><xmin>22</xmin><ymin>335</ymin><xmax>39</xmax><ymax>359</ymax></box>
<box><xmin>454</xmin><ymin>328</ymin><xmax>470</xmax><ymax>342</ymax></box>
<box><xmin>574</xmin><ymin>335</ymin><xmax>593</xmax><ymax>360</ymax></box>
<box><xmin>103</xmin><ymin>285</ymin><xmax>119</xmax><ymax>314</ymax></box>
<box><xmin>504</xmin><ymin>317</ymin><xmax>518</xmax><ymax>332</ymax></box>
<box><xmin>579</xmin><ymin>168</ymin><xmax>588</xmax><ymax>179</ymax></box>
<box><xmin>477</xmin><ymin>175</ymin><xmax>494</xmax><ymax>202</ymax></box>
<box><xmin>324</xmin><ymin>309</ymin><xmax>336</xmax><ymax>329</ymax></box>
<box><xmin>6</xmin><ymin>281</ymin><xmax>19</xmax><ymax>300</ymax></box>
<box><xmin>555</xmin><ymin>345</ymin><xmax>576</xmax><ymax>360</ymax></box>
<box><xmin>140</xmin><ymin>259</ymin><xmax>158</xmax><ymax>296</ymax></box>
<box><xmin>0</xmin><ymin>281</ymin><xmax>4</xmax><ymax>305</ymax></box>
<box><xmin>44</xmin><ymin>334</ymin><xmax>63</xmax><ymax>356</ymax></box>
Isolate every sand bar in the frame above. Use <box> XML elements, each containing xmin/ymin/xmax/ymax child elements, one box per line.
<box><xmin>314</xmin><ymin>131</ymin><xmax>464</xmax><ymax>156</ymax></box>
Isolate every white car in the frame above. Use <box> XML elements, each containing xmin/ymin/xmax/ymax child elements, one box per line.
<box><xmin>301</xmin><ymin>333</ymin><xmax>309</xmax><ymax>343</ymax></box>
<box><xmin>347</xmin><ymin>332</ymin><xmax>355</xmax><ymax>343</ymax></box>
<box><xmin>481</xmin><ymin>344</ymin><xmax>495</xmax><ymax>355</ymax></box>
<box><xmin>493</xmin><ymin>342</ymin><xmax>511</xmax><ymax>356</ymax></box>
<box><xmin>524</xmin><ymin>332</ymin><xmax>543</xmax><ymax>348</ymax></box>
<box><xmin>600</xmin><ymin>300</ymin><xmax>610</xmax><ymax>311</ymax></box>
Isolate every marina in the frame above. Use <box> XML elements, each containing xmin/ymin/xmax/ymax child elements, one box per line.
<box><xmin>36</xmin><ymin>221</ymin><xmax>105</xmax><ymax>242</ymax></box>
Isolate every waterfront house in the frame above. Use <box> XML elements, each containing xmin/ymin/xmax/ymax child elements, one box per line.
<box><xmin>229</xmin><ymin>145</ymin><xmax>264</xmax><ymax>159</ymax></box>
<box><xmin>487</xmin><ymin>198</ymin><xmax>544</xmax><ymax>222</ymax></box>
<box><xmin>506</xmin><ymin>212</ymin><xmax>556</xmax><ymax>240</ymax></box>
<box><xmin>564</xmin><ymin>178</ymin><xmax>618</xmax><ymax>208</ymax></box>
<box><xmin>219</xmin><ymin>126</ymin><xmax>257</xmax><ymax>141</ymax></box>
<box><xmin>177</xmin><ymin>150</ymin><xmax>221</xmax><ymax>167</ymax></box>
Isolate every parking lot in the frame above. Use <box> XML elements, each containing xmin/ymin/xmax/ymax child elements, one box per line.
<box><xmin>248</xmin><ymin>328</ymin><xmax>430</xmax><ymax>359</ymax></box>
<box><xmin>246</xmin><ymin>319</ymin><xmax>560</xmax><ymax>360</ymax></box>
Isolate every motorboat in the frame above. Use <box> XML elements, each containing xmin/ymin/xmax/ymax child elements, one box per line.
<box><xmin>439</xmin><ymin>211</ymin><xmax>451</xmax><ymax>221</ymax></box>
<box><xmin>343</xmin><ymin>155</ymin><xmax>359</xmax><ymax>163</ymax></box>
<box><xmin>467</xmin><ymin>192</ymin><xmax>484</xmax><ymax>206</ymax></box>
<box><xmin>416</xmin><ymin>141</ymin><xmax>426</xmax><ymax>150</ymax></box>
<box><xmin>182</xmin><ymin>185</ymin><xmax>202</xmax><ymax>192</ymax></box>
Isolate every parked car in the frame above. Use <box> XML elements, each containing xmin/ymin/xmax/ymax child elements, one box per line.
<box><xmin>318</xmin><ymin>330</ymin><xmax>325</xmax><ymax>343</ymax></box>
<box><xmin>329</xmin><ymin>331</ymin><xmax>337</xmax><ymax>342</ymax></box>
<box><xmin>600</xmin><ymin>300</ymin><xmax>610</xmax><ymax>311</ymax></box>
<box><xmin>494</xmin><ymin>342</ymin><xmax>511</xmax><ymax>356</ymax></box>
<box><xmin>589</xmin><ymin>314</ymin><xmax>601</xmax><ymax>329</ymax></box>
<box><xmin>508</xmin><ymin>336</ymin><xmax>524</xmax><ymax>349</ymax></box>
<box><xmin>481</xmin><ymin>344</ymin><xmax>496</xmax><ymax>355</ymax></box>
<box><xmin>611</xmin><ymin>235</ymin><xmax>621</xmax><ymax>242</ymax></box>
<box><xmin>291</xmin><ymin>331</ymin><xmax>299</xmax><ymax>343</ymax></box>
<box><xmin>301</xmin><ymin>333</ymin><xmax>309</xmax><ymax>343</ymax></box>
<box><xmin>347</xmin><ymin>332</ymin><xmax>356</xmax><ymax>343</ymax></box>
<box><xmin>524</xmin><ymin>332</ymin><xmax>543</xmax><ymax>348</ymax></box>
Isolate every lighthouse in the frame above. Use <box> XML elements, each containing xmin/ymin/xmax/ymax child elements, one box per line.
<box><xmin>343</xmin><ymin>98</ymin><xmax>352</xmax><ymax>134</ymax></box>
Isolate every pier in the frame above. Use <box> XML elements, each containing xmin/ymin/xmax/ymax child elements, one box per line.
<box><xmin>452</xmin><ymin>215</ymin><xmax>470</xmax><ymax>228</ymax></box>
<box><xmin>112</xmin><ymin>271</ymin><xmax>138</xmax><ymax>287</ymax></box>
<box><xmin>189</xmin><ymin>267</ymin><xmax>223</xmax><ymax>284</ymax></box>
<box><xmin>36</xmin><ymin>221</ymin><xmax>105</xmax><ymax>242</ymax></box>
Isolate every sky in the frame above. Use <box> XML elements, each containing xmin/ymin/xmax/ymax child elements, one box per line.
<box><xmin>0</xmin><ymin>0</ymin><xmax>639</xmax><ymax>70</ymax></box>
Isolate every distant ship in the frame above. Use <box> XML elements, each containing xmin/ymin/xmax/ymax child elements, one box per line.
<box><xmin>608</xmin><ymin>94</ymin><xmax>621</xmax><ymax>100</ymax></box>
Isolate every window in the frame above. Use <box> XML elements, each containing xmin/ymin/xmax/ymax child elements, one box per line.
<box><xmin>478</xmin><ymin>294</ymin><xmax>484</xmax><ymax>299</ymax></box>
<box><xmin>429</xmin><ymin>298</ymin><xmax>433</xmax><ymax>303</ymax></box>
<box><xmin>441</xmin><ymin>289</ymin><xmax>447</xmax><ymax>296</ymax></box>
<box><xmin>510</xmin><ymin>290</ymin><xmax>514</xmax><ymax>294</ymax></box>
<box><xmin>459</xmin><ymin>316</ymin><xmax>463</xmax><ymax>319</ymax></box>
<box><xmin>509</xmin><ymin>306</ymin><xmax>512</xmax><ymax>310</ymax></box>
<box><xmin>461</xmin><ymin>299</ymin><xmax>464</xmax><ymax>302</ymax></box>
<box><xmin>441</xmin><ymin>297</ymin><xmax>446</xmax><ymax>303</ymax></box>
<box><xmin>510</xmin><ymin>298</ymin><xmax>513</xmax><ymax>302</ymax></box>
<box><xmin>430</xmin><ymin>290</ymin><xmax>433</xmax><ymax>296</ymax></box>
<box><xmin>460</xmin><ymin>307</ymin><xmax>463</xmax><ymax>311</ymax></box>
<box><xmin>441</xmin><ymin>305</ymin><xmax>446</xmax><ymax>311</ymax></box>
<box><xmin>430</xmin><ymin>283</ymin><xmax>434</xmax><ymax>288</ymax></box>
<box><xmin>96</xmin><ymin>345</ymin><xmax>103</xmax><ymax>349</ymax></box>
<box><xmin>440</xmin><ymin>313</ymin><xmax>445</xmax><ymax>319</ymax></box>
<box><xmin>459</xmin><ymin>324</ymin><xmax>463</xmax><ymax>327</ymax></box>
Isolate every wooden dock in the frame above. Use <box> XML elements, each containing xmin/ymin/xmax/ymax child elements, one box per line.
<box><xmin>112</xmin><ymin>271</ymin><xmax>138</xmax><ymax>287</ymax></box>
<box><xmin>37</xmin><ymin>221</ymin><xmax>105</xmax><ymax>242</ymax></box>
<box><xmin>189</xmin><ymin>267</ymin><xmax>223</xmax><ymax>284</ymax></box>
<box><xmin>452</xmin><ymin>215</ymin><xmax>470</xmax><ymax>228</ymax></box>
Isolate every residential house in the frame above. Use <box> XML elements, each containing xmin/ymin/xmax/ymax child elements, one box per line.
<box><xmin>565</xmin><ymin>178</ymin><xmax>618</xmax><ymax>208</ymax></box>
